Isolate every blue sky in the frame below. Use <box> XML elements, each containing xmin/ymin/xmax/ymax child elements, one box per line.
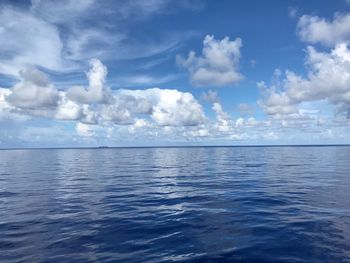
<box><xmin>0</xmin><ymin>0</ymin><xmax>350</xmax><ymax>147</ymax></box>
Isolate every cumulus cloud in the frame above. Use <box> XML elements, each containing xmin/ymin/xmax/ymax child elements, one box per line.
<box><xmin>212</xmin><ymin>102</ymin><xmax>231</xmax><ymax>132</ymax></box>
<box><xmin>0</xmin><ymin>88</ymin><xmax>18</xmax><ymax>120</ymax></box>
<box><xmin>2</xmin><ymin>57</ymin><xmax>276</xmax><ymax>144</ymax></box>
<box><xmin>6</xmin><ymin>66</ymin><xmax>59</xmax><ymax>110</ymax></box>
<box><xmin>55</xmin><ymin>93</ymin><xmax>83</xmax><ymax>120</ymax></box>
<box><xmin>260</xmin><ymin>43</ymin><xmax>350</xmax><ymax>117</ymax></box>
<box><xmin>177</xmin><ymin>35</ymin><xmax>243</xmax><ymax>86</ymax></box>
<box><xmin>67</xmin><ymin>59</ymin><xmax>110</xmax><ymax>104</ymax></box>
<box><xmin>100</xmin><ymin>103</ymin><xmax>132</xmax><ymax>124</ymax></box>
<box><xmin>1</xmin><ymin>59</ymin><xmax>206</xmax><ymax>129</ymax></box>
<box><xmin>257</xmin><ymin>11</ymin><xmax>350</xmax><ymax>138</ymax></box>
<box><xmin>151</xmin><ymin>89</ymin><xmax>205</xmax><ymax>126</ymax></box>
<box><xmin>0</xmin><ymin>89</ymin><xmax>12</xmax><ymax>110</ymax></box>
<box><xmin>116</xmin><ymin>88</ymin><xmax>206</xmax><ymax>126</ymax></box>
<box><xmin>235</xmin><ymin>118</ymin><xmax>245</xmax><ymax>128</ymax></box>
<box><xmin>298</xmin><ymin>13</ymin><xmax>350</xmax><ymax>46</ymax></box>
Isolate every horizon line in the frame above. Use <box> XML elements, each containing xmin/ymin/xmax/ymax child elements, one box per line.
<box><xmin>1</xmin><ymin>144</ymin><xmax>350</xmax><ymax>150</ymax></box>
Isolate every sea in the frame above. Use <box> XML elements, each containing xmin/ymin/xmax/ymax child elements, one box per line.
<box><xmin>0</xmin><ymin>146</ymin><xmax>350</xmax><ymax>262</ymax></box>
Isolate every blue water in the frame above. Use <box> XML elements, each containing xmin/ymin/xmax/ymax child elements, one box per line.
<box><xmin>1</xmin><ymin>146</ymin><xmax>350</xmax><ymax>262</ymax></box>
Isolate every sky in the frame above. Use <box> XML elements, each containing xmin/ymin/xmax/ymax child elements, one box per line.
<box><xmin>0</xmin><ymin>0</ymin><xmax>350</xmax><ymax>147</ymax></box>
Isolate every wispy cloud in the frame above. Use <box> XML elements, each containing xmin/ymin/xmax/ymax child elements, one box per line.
<box><xmin>0</xmin><ymin>0</ymin><xmax>199</xmax><ymax>78</ymax></box>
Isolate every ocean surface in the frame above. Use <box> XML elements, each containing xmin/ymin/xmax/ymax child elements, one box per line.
<box><xmin>0</xmin><ymin>146</ymin><xmax>350</xmax><ymax>262</ymax></box>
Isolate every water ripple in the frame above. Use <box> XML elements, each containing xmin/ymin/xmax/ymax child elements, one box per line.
<box><xmin>0</xmin><ymin>146</ymin><xmax>350</xmax><ymax>262</ymax></box>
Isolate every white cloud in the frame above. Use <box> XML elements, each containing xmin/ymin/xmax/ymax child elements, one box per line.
<box><xmin>128</xmin><ymin>118</ymin><xmax>148</xmax><ymax>134</ymax></box>
<box><xmin>0</xmin><ymin>88</ymin><xmax>23</xmax><ymax>120</ymax></box>
<box><xmin>100</xmin><ymin>103</ymin><xmax>132</xmax><ymax>124</ymax></box>
<box><xmin>298</xmin><ymin>13</ymin><xmax>350</xmax><ymax>46</ymax></box>
<box><xmin>55</xmin><ymin>93</ymin><xmax>83</xmax><ymax>120</ymax></box>
<box><xmin>246</xmin><ymin>117</ymin><xmax>258</xmax><ymax>127</ymax></box>
<box><xmin>151</xmin><ymin>89</ymin><xmax>205</xmax><ymax>126</ymax></box>
<box><xmin>177</xmin><ymin>35</ymin><xmax>243</xmax><ymax>86</ymax></box>
<box><xmin>1</xmin><ymin>50</ymin><xmax>346</xmax><ymax>145</ymax></box>
<box><xmin>212</xmin><ymin>101</ymin><xmax>232</xmax><ymax>133</ymax></box>
<box><xmin>133</xmin><ymin>118</ymin><xmax>148</xmax><ymax>128</ymax></box>
<box><xmin>235</xmin><ymin>118</ymin><xmax>245</xmax><ymax>128</ymax></box>
<box><xmin>258</xmin><ymin>20</ymin><xmax>350</xmax><ymax>141</ymax></box>
<box><xmin>213</xmin><ymin>102</ymin><xmax>229</xmax><ymax>121</ymax></box>
<box><xmin>0</xmin><ymin>0</ymin><xmax>197</xmax><ymax>81</ymax></box>
<box><xmin>182</xmin><ymin>125</ymin><xmax>211</xmax><ymax>137</ymax></box>
<box><xmin>261</xmin><ymin>43</ymin><xmax>350</xmax><ymax>117</ymax></box>
<box><xmin>75</xmin><ymin>122</ymin><xmax>94</xmax><ymax>137</ymax></box>
<box><xmin>6</xmin><ymin>66</ymin><xmax>59</xmax><ymax>110</ymax></box>
<box><xmin>263</xmin><ymin>132</ymin><xmax>278</xmax><ymax>140</ymax></box>
<box><xmin>0</xmin><ymin>7</ymin><xmax>64</xmax><ymax>76</ymax></box>
<box><xmin>81</xmin><ymin>105</ymin><xmax>98</xmax><ymax>124</ymax></box>
<box><xmin>1</xmin><ymin>59</ymin><xmax>206</xmax><ymax>129</ymax></box>
<box><xmin>117</xmin><ymin>88</ymin><xmax>206</xmax><ymax>126</ymax></box>
<box><xmin>64</xmin><ymin>28</ymin><xmax>120</xmax><ymax>62</ymax></box>
<box><xmin>0</xmin><ymin>88</ymin><xmax>12</xmax><ymax>111</ymax></box>
<box><xmin>67</xmin><ymin>59</ymin><xmax>110</xmax><ymax>104</ymax></box>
